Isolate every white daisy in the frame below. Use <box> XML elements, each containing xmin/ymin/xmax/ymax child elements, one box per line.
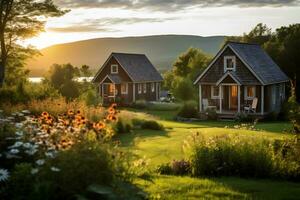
<box><xmin>31</xmin><ymin>168</ymin><xmax>39</xmax><ymax>175</ymax></box>
<box><xmin>15</xmin><ymin>123</ymin><xmax>23</xmax><ymax>129</ymax></box>
<box><xmin>10</xmin><ymin>149</ymin><xmax>19</xmax><ymax>154</ymax></box>
<box><xmin>22</xmin><ymin>110</ymin><xmax>31</xmax><ymax>114</ymax></box>
<box><xmin>23</xmin><ymin>142</ymin><xmax>32</xmax><ymax>148</ymax></box>
<box><xmin>15</xmin><ymin>131</ymin><xmax>23</xmax><ymax>136</ymax></box>
<box><xmin>0</xmin><ymin>169</ymin><xmax>9</xmax><ymax>182</ymax></box>
<box><xmin>50</xmin><ymin>167</ymin><xmax>60</xmax><ymax>172</ymax></box>
<box><xmin>45</xmin><ymin>152</ymin><xmax>56</xmax><ymax>158</ymax></box>
<box><xmin>9</xmin><ymin>141</ymin><xmax>23</xmax><ymax>149</ymax></box>
<box><xmin>36</xmin><ymin>159</ymin><xmax>45</xmax><ymax>166</ymax></box>
<box><xmin>25</xmin><ymin>148</ymin><xmax>38</xmax><ymax>155</ymax></box>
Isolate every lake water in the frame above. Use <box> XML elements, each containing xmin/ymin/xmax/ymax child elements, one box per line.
<box><xmin>28</xmin><ymin>77</ymin><xmax>93</xmax><ymax>83</ymax></box>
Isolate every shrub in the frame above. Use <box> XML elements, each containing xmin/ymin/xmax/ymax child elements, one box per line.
<box><xmin>114</xmin><ymin>117</ymin><xmax>132</xmax><ymax>134</ymax></box>
<box><xmin>156</xmin><ymin>160</ymin><xmax>191</xmax><ymax>175</ymax></box>
<box><xmin>177</xmin><ymin>101</ymin><xmax>198</xmax><ymax>118</ymax></box>
<box><xmin>37</xmin><ymin>140</ymin><xmax>118</xmax><ymax>198</ymax></box>
<box><xmin>141</xmin><ymin>120</ymin><xmax>163</xmax><ymax>130</ymax></box>
<box><xmin>79</xmin><ymin>88</ymin><xmax>102</xmax><ymax>107</ymax></box>
<box><xmin>184</xmin><ymin>133</ymin><xmax>300</xmax><ymax>180</ymax></box>
<box><xmin>171</xmin><ymin>159</ymin><xmax>191</xmax><ymax>175</ymax></box>
<box><xmin>235</xmin><ymin>112</ymin><xmax>255</xmax><ymax>122</ymax></box>
<box><xmin>132</xmin><ymin>100</ymin><xmax>148</xmax><ymax>109</ymax></box>
<box><xmin>156</xmin><ymin>163</ymin><xmax>173</xmax><ymax>175</ymax></box>
<box><xmin>206</xmin><ymin>108</ymin><xmax>217</xmax><ymax>120</ymax></box>
<box><xmin>147</xmin><ymin>102</ymin><xmax>181</xmax><ymax>111</ymax></box>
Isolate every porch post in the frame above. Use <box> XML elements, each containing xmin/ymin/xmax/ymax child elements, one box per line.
<box><xmin>133</xmin><ymin>83</ymin><xmax>136</xmax><ymax>102</ymax></box>
<box><xmin>219</xmin><ymin>85</ymin><xmax>222</xmax><ymax>113</ymax></box>
<box><xmin>101</xmin><ymin>84</ymin><xmax>104</xmax><ymax>104</ymax></box>
<box><xmin>156</xmin><ymin>82</ymin><xmax>159</xmax><ymax>101</ymax></box>
<box><xmin>238</xmin><ymin>85</ymin><xmax>241</xmax><ymax>113</ymax></box>
<box><xmin>261</xmin><ymin>85</ymin><xmax>264</xmax><ymax>115</ymax></box>
<box><xmin>199</xmin><ymin>84</ymin><xmax>202</xmax><ymax>112</ymax></box>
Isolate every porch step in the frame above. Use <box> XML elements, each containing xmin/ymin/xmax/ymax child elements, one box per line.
<box><xmin>218</xmin><ymin>113</ymin><xmax>236</xmax><ymax>120</ymax></box>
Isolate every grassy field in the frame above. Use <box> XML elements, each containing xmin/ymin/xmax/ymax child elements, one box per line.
<box><xmin>117</xmin><ymin>108</ymin><xmax>300</xmax><ymax>199</ymax></box>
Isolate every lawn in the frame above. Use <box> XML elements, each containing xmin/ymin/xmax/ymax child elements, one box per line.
<box><xmin>117</xmin><ymin>108</ymin><xmax>299</xmax><ymax>199</ymax></box>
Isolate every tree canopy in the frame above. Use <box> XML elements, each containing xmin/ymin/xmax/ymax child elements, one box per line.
<box><xmin>0</xmin><ymin>0</ymin><xmax>66</xmax><ymax>86</ymax></box>
<box><xmin>163</xmin><ymin>48</ymin><xmax>211</xmax><ymax>101</ymax></box>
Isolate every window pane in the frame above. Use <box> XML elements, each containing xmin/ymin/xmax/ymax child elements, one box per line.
<box><xmin>213</xmin><ymin>86</ymin><xmax>219</xmax><ymax>96</ymax></box>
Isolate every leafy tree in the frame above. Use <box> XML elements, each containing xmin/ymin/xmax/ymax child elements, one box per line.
<box><xmin>173</xmin><ymin>48</ymin><xmax>211</xmax><ymax>80</ymax></box>
<box><xmin>226</xmin><ymin>23</ymin><xmax>272</xmax><ymax>46</ymax></box>
<box><xmin>48</xmin><ymin>63</ymin><xmax>80</xmax><ymax>99</ymax></box>
<box><xmin>264</xmin><ymin>24</ymin><xmax>300</xmax><ymax>101</ymax></box>
<box><xmin>163</xmin><ymin>48</ymin><xmax>211</xmax><ymax>101</ymax></box>
<box><xmin>0</xmin><ymin>0</ymin><xmax>66</xmax><ymax>87</ymax></box>
<box><xmin>173</xmin><ymin>78</ymin><xmax>196</xmax><ymax>102</ymax></box>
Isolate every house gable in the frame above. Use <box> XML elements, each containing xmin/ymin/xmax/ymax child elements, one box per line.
<box><xmin>196</xmin><ymin>46</ymin><xmax>261</xmax><ymax>85</ymax></box>
<box><xmin>93</xmin><ymin>56</ymin><xmax>132</xmax><ymax>83</ymax></box>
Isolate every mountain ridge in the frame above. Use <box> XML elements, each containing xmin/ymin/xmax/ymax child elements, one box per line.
<box><xmin>26</xmin><ymin>34</ymin><xmax>226</xmax><ymax>76</ymax></box>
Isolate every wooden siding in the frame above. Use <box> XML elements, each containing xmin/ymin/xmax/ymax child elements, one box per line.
<box><xmin>199</xmin><ymin>47</ymin><xmax>260</xmax><ymax>85</ymax></box>
<box><xmin>94</xmin><ymin>56</ymin><xmax>132</xmax><ymax>83</ymax></box>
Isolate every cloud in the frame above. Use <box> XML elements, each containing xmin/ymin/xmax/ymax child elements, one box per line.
<box><xmin>47</xmin><ymin>17</ymin><xmax>176</xmax><ymax>33</ymax></box>
<box><xmin>54</xmin><ymin>0</ymin><xmax>300</xmax><ymax>10</ymax></box>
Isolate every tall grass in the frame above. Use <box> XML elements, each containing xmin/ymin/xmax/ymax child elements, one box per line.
<box><xmin>184</xmin><ymin>133</ymin><xmax>300</xmax><ymax>180</ymax></box>
<box><xmin>0</xmin><ymin>97</ymin><xmax>105</xmax><ymax>121</ymax></box>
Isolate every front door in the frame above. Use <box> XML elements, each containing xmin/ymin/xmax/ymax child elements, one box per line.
<box><xmin>229</xmin><ymin>85</ymin><xmax>238</xmax><ymax>110</ymax></box>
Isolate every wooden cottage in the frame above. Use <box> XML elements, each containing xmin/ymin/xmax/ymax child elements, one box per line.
<box><xmin>92</xmin><ymin>52</ymin><xmax>163</xmax><ymax>105</ymax></box>
<box><xmin>194</xmin><ymin>42</ymin><xmax>290</xmax><ymax>117</ymax></box>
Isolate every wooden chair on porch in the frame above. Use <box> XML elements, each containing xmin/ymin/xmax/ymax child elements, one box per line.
<box><xmin>202</xmin><ymin>98</ymin><xmax>217</xmax><ymax>111</ymax></box>
<box><xmin>244</xmin><ymin>97</ymin><xmax>258</xmax><ymax>113</ymax></box>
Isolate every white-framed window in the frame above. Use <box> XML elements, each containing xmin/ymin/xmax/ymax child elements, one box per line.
<box><xmin>244</xmin><ymin>86</ymin><xmax>256</xmax><ymax>100</ymax></box>
<box><xmin>143</xmin><ymin>83</ymin><xmax>147</xmax><ymax>93</ymax></box>
<box><xmin>138</xmin><ymin>83</ymin><xmax>142</xmax><ymax>94</ymax></box>
<box><xmin>211</xmin><ymin>86</ymin><xmax>220</xmax><ymax>99</ymax></box>
<box><xmin>224</xmin><ymin>56</ymin><xmax>236</xmax><ymax>72</ymax></box>
<box><xmin>111</xmin><ymin>64</ymin><xmax>118</xmax><ymax>74</ymax></box>
<box><xmin>151</xmin><ymin>83</ymin><xmax>155</xmax><ymax>92</ymax></box>
<box><xmin>121</xmin><ymin>83</ymin><xmax>128</xmax><ymax>94</ymax></box>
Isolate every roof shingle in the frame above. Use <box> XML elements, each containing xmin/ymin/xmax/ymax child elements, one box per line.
<box><xmin>228</xmin><ymin>42</ymin><xmax>289</xmax><ymax>85</ymax></box>
<box><xmin>112</xmin><ymin>52</ymin><xmax>163</xmax><ymax>82</ymax></box>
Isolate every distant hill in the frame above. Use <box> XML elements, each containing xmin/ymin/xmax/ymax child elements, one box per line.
<box><xmin>26</xmin><ymin>35</ymin><xmax>225</xmax><ymax>76</ymax></box>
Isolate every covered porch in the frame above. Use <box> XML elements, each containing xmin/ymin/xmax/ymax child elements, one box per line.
<box><xmin>198</xmin><ymin>73</ymin><xmax>265</xmax><ymax>116</ymax></box>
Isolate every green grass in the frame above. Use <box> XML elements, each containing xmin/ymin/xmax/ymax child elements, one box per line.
<box><xmin>135</xmin><ymin>175</ymin><xmax>300</xmax><ymax>200</ymax></box>
<box><xmin>116</xmin><ymin>108</ymin><xmax>299</xmax><ymax>199</ymax></box>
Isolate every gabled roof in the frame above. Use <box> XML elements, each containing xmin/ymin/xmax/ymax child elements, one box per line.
<box><xmin>100</xmin><ymin>74</ymin><xmax>122</xmax><ymax>84</ymax></box>
<box><xmin>216</xmin><ymin>71</ymin><xmax>242</xmax><ymax>86</ymax></box>
<box><xmin>93</xmin><ymin>52</ymin><xmax>163</xmax><ymax>83</ymax></box>
<box><xmin>194</xmin><ymin>42</ymin><xmax>290</xmax><ymax>85</ymax></box>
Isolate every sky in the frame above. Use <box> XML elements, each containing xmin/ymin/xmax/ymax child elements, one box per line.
<box><xmin>25</xmin><ymin>0</ymin><xmax>300</xmax><ymax>49</ymax></box>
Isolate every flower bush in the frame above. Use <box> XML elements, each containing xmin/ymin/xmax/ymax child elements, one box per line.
<box><xmin>0</xmin><ymin>103</ymin><xmax>143</xmax><ymax>199</ymax></box>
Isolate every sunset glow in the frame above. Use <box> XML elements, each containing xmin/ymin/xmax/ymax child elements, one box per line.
<box><xmin>24</xmin><ymin>5</ymin><xmax>300</xmax><ymax>49</ymax></box>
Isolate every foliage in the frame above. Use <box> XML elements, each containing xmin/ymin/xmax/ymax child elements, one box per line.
<box><xmin>141</xmin><ymin>120</ymin><xmax>164</xmax><ymax>130</ymax></box>
<box><xmin>147</xmin><ymin>102</ymin><xmax>181</xmax><ymax>111</ymax></box>
<box><xmin>184</xmin><ymin>133</ymin><xmax>300</xmax><ymax>180</ymax></box>
<box><xmin>173</xmin><ymin>78</ymin><xmax>196</xmax><ymax>102</ymax></box>
<box><xmin>113</xmin><ymin>117</ymin><xmax>132</xmax><ymax>134</ymax></box>
<box><xmin>0</xmin><ymin>103</ymin><xmax>145</xmax><ymax>199</ymax></box>
<box><xmin>206</xmin><ymin>108</ymin><xmax>218</xmax><ymax>120</ymax></box>
<box><xmin>235</xmin><ymin>112</ymin><xmax>255</xmax><ymax>123</ymax></box>
<box><xmin>0</xmin><ymin>0</ymin><xmax>66</xmax><ymax>86</ymax></box>
<box><xmin>177</xmin><ymin>100</ymin><xmax>198</xmax><ymax>118</ymax></box>
<box><xmin>156</xmin><ymin>163</ymin><xmax>173</xmax><ymax>175</ymax></box>
<box><xmin>79</xmin><ymin>87</ymin><xmax>102</xmax><ymax>107</ymax></box>
<box><xmin>163</xmin><ymin>48</ymin><xmax>211</xmax><ymax>100</ymax></box>
<box><xmin>287</xmin><ymin>82</ymin><xmax>300</xmax><ymax>133</ymax></box>
<box><xmin>0</xmin><ymin>81</ymin><xmax>60</xmax><ymax>104</ymax></box>
<box><xmin>132</xmin><ymin>99</ymin><xmax>148</xmax><ymax>109</ymax></box>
